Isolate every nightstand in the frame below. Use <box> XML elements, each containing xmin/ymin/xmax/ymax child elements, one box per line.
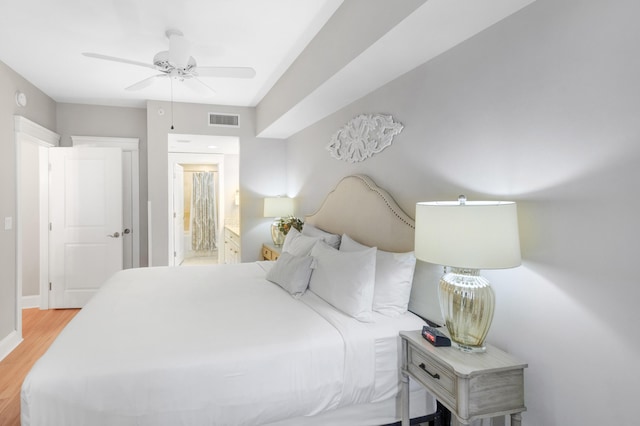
<box><xmin>261</xmin><ymin>243</ymin><xmax>281</xmax><ymax>261</ymax></box>
<box><xmin>400</xmin><ymin>330</ymin><xmax>527</xmax><ymax>426</ymax></box>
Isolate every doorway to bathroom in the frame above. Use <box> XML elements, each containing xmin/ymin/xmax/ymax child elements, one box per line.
<box><xmin>167</xmin><ymin>134</ymin><xmax>239</xmax><ymax>266</ymax></box>
<box><xmin>181</xmin><ymin>163</ymin><xmax>219</xmax><ymax>265</ymax></box>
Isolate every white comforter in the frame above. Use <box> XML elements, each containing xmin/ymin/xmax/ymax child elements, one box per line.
<box><xmin>21</xmin><ymin>263</ymin><xmax>424</xmax><ymax>426</ymax></box>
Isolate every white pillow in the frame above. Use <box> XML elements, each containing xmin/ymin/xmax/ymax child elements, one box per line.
<box><xmin>281</xmin><ymin>227</ymin><xmax>320</xmax><ymax>257</ymax></box>
<box><xmin>309</xmin><ymin>241</ymin><xmax>376</xmax><ymax>322</ymax></box>
<box><xmin>302</xmin><ymin>223</ymin><xmax>341</xmax><ymax>249</ymax></box>
<box><xmin>266</xmin><ymin>252</ymin><xmax>314</xmax><ymax>298</ymax></box>
<box><xmin>339</xmin><ymin>234</ymin><xmax>416</xmax><ymax>317</ymax></box>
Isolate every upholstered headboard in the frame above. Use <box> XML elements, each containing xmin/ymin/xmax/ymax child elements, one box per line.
<box><xmin>304</xmin><ymin>175</ymin><xmax>415</xmax><ymax>253</ymax></box>
<box><xmin>304</xmin><ymin>174</ymin><xmax>442</xmax><ymax>324</ymax></box>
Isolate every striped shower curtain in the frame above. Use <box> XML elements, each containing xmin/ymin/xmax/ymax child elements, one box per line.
<box><xmin>191</xmin><ymin>172</ymin><xmax>218</xmax><ymax>252</ymax></box>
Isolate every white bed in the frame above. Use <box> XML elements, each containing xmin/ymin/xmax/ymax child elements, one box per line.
<box><xmin>21</xmin><ymin>175</ymin><xmax>437</xmax><ymax>426</ymax></box>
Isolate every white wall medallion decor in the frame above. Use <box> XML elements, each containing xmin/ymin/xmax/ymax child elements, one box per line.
<box><xmin>327</xmin><ymin>114</ymin><xmax>403</xmax><ymax>163</ymax></box>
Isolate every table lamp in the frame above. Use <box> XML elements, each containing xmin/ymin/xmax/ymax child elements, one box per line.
<box><xmin>415</xmin><ymin>196</ymin><xmax>521</xmax><ymax>352</ymax></box>
<box><xmin>263</xmin><ymin>197</ymin><xmax>294</xmax><ymax>246</ymax></box>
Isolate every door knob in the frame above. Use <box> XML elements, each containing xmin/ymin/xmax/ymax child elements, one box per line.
<box><xmin>123</xmin><ymin>228</ymin><xmax>131</xmax><ymax>234</ymax></box>
<box><xmin>107</xmin><ymin>232</ymin><xmax>120</xmax><ymax>238</ymax></box>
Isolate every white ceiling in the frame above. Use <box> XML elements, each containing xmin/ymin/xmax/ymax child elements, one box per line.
<box><xmin>0</xmin><ymin>0</ymin><xmax>342</xmax><ymax>108</ymax></box>
<box><xmin>1</xmin><ymin>0</ymin><xmax>537</xmax><ymax>132</ymax></box>
<box><xmin>168</xmin><ymin>133</ymin><xmax>238</xmax><ymax>154</ymax></box>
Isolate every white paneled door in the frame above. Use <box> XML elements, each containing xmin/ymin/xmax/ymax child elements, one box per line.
<box><xmin>173</xmin><ymin>164</ymin><xmax>185</xmax><ymax>266</ymax></box>
<box><xmin>49</xmin><ymin>147</ymin><xmax>123</xmax><ymax>308</ymax></box>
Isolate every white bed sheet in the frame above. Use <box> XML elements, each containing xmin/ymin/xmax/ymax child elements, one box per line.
<box><xmin>22</xmin><ymin>262</ymin><xmax>428</xmax><ymax>426</ymax></box>
<box><xmin>297</xmin><ymin>289</ymin><xmax>427</xmax><ymax>404</ymax></box>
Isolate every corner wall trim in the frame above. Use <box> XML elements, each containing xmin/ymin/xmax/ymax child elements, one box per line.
<box><xmin>22</xmin><ymin>295</ymin><xmax>40</xmax><ymax>310</ymax></box>
<box><xmin>0</xmin><ymin>331</ymin><xmax>22</xmax><ymax>363</ymax></box>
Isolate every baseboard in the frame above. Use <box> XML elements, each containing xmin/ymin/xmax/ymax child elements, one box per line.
<box><xmin>0</xmin><ymin>330</ymin><xmax>23</xmax><ymax>362</ymax></box>
<box><xmin>22</xmin><ymin>295</ymin><xmax>41</xmax><ymax>309</ymax></box>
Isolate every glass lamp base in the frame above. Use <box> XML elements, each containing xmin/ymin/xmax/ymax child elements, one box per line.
<box><xmin>271</xmin><ymin>222</ymin><xmax>285</xmax><ymax>246</ymax></box>
<box><xmin>452</xmin><ymin>341</ymin><xmax>487</xmax><ymax>353</ymax></box>
<box><xmin>438</xmin><ymin>267</ymin><xmax>495</xmax><ymax>353</ymax></box>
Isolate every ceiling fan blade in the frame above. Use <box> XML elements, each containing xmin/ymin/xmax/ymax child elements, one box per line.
<box><xmin>125</xmin><ymin>74</ymin><xmax>167</xmax><ymax>91</ymax></box>
<box><xmin>183</xmin><ymin>77</ymin><xmax>217</xmax><ymax>96</ymax></box>
<box><xmin>82</xmin><ymin>52</ymin><xmax>156</xmax><ymax>70</ymax></box>
<box><xmin>195</xmin><ymin>66</ymin><xmax>256</xmax><ymax>79</ymax></box>
<box><xmin>168</xmin><ymin>31</ymin><xmax>191</xmax><ymax>68</ymax></box>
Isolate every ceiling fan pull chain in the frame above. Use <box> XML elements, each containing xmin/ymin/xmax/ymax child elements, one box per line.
<box><xmin>170</xmin><ymin>77</ymin><xmax>175</xmax><ymax>130</ymax></box>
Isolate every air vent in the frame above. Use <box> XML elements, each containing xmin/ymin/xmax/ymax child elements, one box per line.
<box><xmin>209</xmin><ymin>112</ymin><xmax>240</xmax><ymax>128</ymax></box>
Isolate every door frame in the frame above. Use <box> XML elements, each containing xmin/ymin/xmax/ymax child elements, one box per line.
<box><xmin>14</xmin><ymin>116</ymin><xmax>59</xmax><ymax>316</ymax></box>
<box><xmin>71</xmin><ymin>136</ymin><xmax>140</xmax><ymax>268</ymax></box>
<box><xmin>167</xmin><ymin>153</ymin><xmax>225</xmax><ymax>265</ymax></box>
<box><xmin>172</xmin><ymin>163</ymin><xmax>185</xmax><ymax>266</ymax></box>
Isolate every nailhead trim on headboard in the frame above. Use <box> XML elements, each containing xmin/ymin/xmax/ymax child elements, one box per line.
<box><xmin>305</xmin><ymin>175</ymin><xmax>415</xmax><ymax>253</ymax></box>
<box><xmin>351</xmin><ymin>174</ymin><xmax>415</xmax><ymax>229</ymax></box>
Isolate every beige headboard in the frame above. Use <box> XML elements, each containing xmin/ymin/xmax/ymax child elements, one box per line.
<box><xmin>305</xmin><ymin>175</ymin><xmax>415</xmax><ymax>253</ymax></box>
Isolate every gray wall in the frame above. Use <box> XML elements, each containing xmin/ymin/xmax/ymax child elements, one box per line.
<box><xmin>146</xmin><ymin>100</ymin><xmax>286</xmax><ymax>266</ymax></box>
<box><xmin>287</xmin><ymin>0</ymin><xmax>640</xmax><ymax>424</ymax></box>
<box><xmin>56</xmin><ymin>103</ymin><xmax>149</xmax><ymax>266</ymax></box>
<box><xmin>0</xmin><ymin>60</ymin><xmax>56</xmax><ymax>350</ymax></box>
<box><xmin>19</xmin><ymin>140</ymin><xmax>40</xmax><ymax>297</ymax></box>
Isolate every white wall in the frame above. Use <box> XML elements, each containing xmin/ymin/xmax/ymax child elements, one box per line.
<box><xmin>222</xmin><ymin>154</ymin><xmax>240</xmax><ymax>227</ymax></box>
<box><xmin>146</xmin><ymin>100</ymin><xmax>286</xmax><ymax>266</ymax></box>
<box><xmin>287</xmin><ymin>0</ymin><xmax>640</xmax><ymax>424</ymax></box>
<box><xmin>19</xmin><ymin>140</ymin><xmax>40</xmax><ymax>297</ymax></box>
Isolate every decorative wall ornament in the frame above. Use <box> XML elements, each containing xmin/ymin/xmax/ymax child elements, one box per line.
<box><xmin>327</xmin><ymin>114</ymin><xmax>403</xmax><ymax>163</ymax></box>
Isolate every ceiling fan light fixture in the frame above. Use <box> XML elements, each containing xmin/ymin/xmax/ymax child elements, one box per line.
<box><xmin>153</xmin><ymin>51</ymin><xmax>197</xmax><ymax>72</ymax></box>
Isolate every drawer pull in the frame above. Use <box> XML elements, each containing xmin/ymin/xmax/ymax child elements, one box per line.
<box><xmin>419</xmin><ymin>362</ymin><xmax>440</xmax><ymax>380</ymax></box>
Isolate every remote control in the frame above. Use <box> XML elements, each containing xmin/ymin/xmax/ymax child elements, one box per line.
<box><xmin>421</xmin><ymin>325</ymin><xmax>451</xmax><ymax>347</ymax></box>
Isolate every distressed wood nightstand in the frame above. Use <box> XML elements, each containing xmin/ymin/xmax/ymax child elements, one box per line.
<box><xmin>400</xmin><ymin>330</ymin><xmax>527</xmax><ymax>426</ymax></box>
<box><xmin>261</xmin><ymin>243</ymin><xmax>281</xmax><ymax>261</ymax></box>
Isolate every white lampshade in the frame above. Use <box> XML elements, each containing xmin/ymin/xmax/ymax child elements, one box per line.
<box><xmin>263</xmin><ymin>197</ymin><xmax>294</xmax><ymax>218</ymax></box>
<box><xmin>415</xmin><ymin>199</ymin><xmax>521</xmax><ymax>270</ymax></box>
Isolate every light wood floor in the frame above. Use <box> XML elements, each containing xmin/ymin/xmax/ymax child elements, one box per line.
<box><xmin>0</xmin><ymin>308</ymin><xmax>79</xmax><ymax>426</ymax></box>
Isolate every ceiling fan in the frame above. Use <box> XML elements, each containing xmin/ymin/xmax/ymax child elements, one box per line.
<box><xmin>82</xmin><ymin>29</ymin><xmax>256</xmax><ymax>95</ymax></box>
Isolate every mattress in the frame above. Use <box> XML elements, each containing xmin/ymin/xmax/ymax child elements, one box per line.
<box><xmin>21</xmin><ymin>262</ymin><xmax>431</xmax><ymax>426</ymax></box>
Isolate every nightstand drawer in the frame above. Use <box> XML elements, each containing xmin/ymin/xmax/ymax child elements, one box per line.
<box><xmin>225</xmin><ymin>228</ymin><xmax>240</xmax><ymax>246</ymax></box>
<box><xmin>407</xmin><ymin>345</ymin><xmax>456</xmax><ymax>406</ymax></box>
<box><xmin>262</xmin><ymin>246</ymin><xmax>274</xmax><ymax>260</ymax></box>
<box><xmin>261</xmin><ymin>244</ymin><xmax>281</xmax><ymax>261</ymax></box>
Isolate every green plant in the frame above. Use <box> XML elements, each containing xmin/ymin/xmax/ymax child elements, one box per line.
<box><xmin>277</xmin><ymin>216</ymin><xmax>304</xmax><ymax>235</ymax></box>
